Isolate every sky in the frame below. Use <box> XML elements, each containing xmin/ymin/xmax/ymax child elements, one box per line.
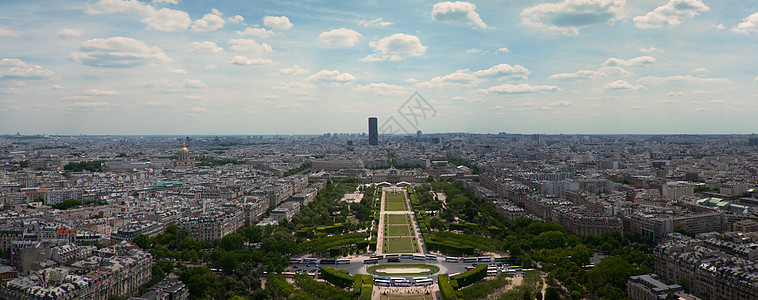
<box><xmin>1</xmin><ymin>0</ymin><xmax>758</xmax><ymax>135</ymax></box>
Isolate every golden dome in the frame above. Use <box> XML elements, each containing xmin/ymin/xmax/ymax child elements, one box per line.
<box><xmin>179</xmin><ymin>141</ymin><xmax>189</xmax><ymax>153</ymax></box>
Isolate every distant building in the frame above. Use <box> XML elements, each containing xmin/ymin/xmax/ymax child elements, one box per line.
<box><xmin>368</xmin><ymin>117</ymin><xmax>378</xmax><ymax>145</ymax></box>
<box><xmin>172</xmin><ymin>142</ymin><xmax>194</xmax><ymax>168</ymax></box>
<box><xmin>627</xmin><ymin>273</ymin><xmax>688</xmax><ymax>300</ymax></box>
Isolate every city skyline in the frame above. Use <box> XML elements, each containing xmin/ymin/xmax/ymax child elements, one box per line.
<box><xmin>2</xmin><ymin>0</ymin><xmax>758</xmax><ymax>135</ymax></box>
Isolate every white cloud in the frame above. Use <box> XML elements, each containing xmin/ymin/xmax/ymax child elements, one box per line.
<box><xmin>477</xmin><ymin>83</ymin><xmax>562</xmax><ymax>94</ymax></box>
<box><xmin>473</xmin><ymin>63</ymin><xmax>530</xmax><ymax>80</ymax></box>
<box><xmin>549</xmin><ymin>69</ymin><xmax>606</xmax><ymax>80</ymax></box>
<box><xmin>466</xmin><ymin>49</ymin><xmax>481</xmax><ymax>53</ymax></box>
<box><xmin>230</xmin><ymin>56</ymin><xmax>274</xmax><ymax>66</ymax></box>
<box><xmin>307</xmin><ymin>70</ymin><xmax>355</xmax><ymax>84</ymax></box>
<box><xmin>86</xmin><ymin>0</ymin><xmax>190</xmax><ymax>32</ymax></box>
<box><xmin>355</xmin><ymin>83</ymin><xmax>407</xmax><ymax>95</ymax></box>
<box><xmin>141</xmin><ymin>7</ymin><xmax>191</xmax><ymax>32</ymax></box>
<box><xmin>228</xmin><ymin>15</ymin><xmax>244</xmax><ymax>24</ymax></box>
<box><xmin>228</xmin><ymin>39</ymin><xmax>273</xmax><ymax>53</ymax></box>
<box><xmin>0</xmin><ymin>58</ymin><xmax>55</xmax><ymax>80</ymax></box>
<box><xmin>171</xmin><ymin>69</ymin><xmax>187</xmax><ymax>74</ymax></box>
<box><xmin>237</xmin><ymin>27</ymin><xmax>275</xmax><ymax>38</ymax></box>
<box><xmin>667</xmin><ymin>91</ymin><xmax>685</xmax><ymax>96</ymax></box>
<box><xmin>275</xmin><ymin>65</ymin><xmax>309</xmax><ymax>76</ymax></box>
<box><xmin>0</xmin><ymin>27</ymin><xmax>21</xmax><ymax>37</ymax></box>
<box><xmin>597</xmin><ymin>66</ymin><xmax>631</xmax><ymax>76</ymax></box>
<box><xmin>419</xmin><ymin>70</ymin><xmax>479</xmax><ymax>88</ymax></box>
<box><xmin>57</xmin><ymin>28</ymin><xmax>83</xmax><ymax>38</ymax></box>
<box><xmin>190</xmin><ymin>41</ymin><xmax>223</xmax><ymax>54</ymax></box>
<box><xmin>732</xmin><ymin>12</ymin><xmax>758</xmax><ymax>34</ymax></box>
<box><xmin>602</xmin><ymin>56</ymin><xmax>655</xmax><ymax>67</ymax></box>
<box><xmin>86</xmin><ymin>0</ymin><xmax>150</xmax><ymax>15</ymax></box>
<box><xmin>362</xmin><ymin>33</ymin><xmax>427</xmax><ymax>61</ymax></box>
<box><xmin>691</xmin><ymin>68</ymin><xmax>709</xmax><ymax>73</ymax></box>
<box><xmin>70</xmin><ymin>101</ymin><xmax>110</xmax><ymax>110</ymax></box>
<box><xmin>549</xmin><ymin>100</ymin><xmax>572</xmax><ymax>107</ymax></box>
<box><xmin>639</xmin><ymin>46</ymin><xmax>662</xmax><ymax>53</ymax></box>
<box><xmin>633</xmin><ymin>0</ymin><xmax>709</xmax><ymax>29</ymax></box>
<box><xmin>715</xmin><ymin>23</ymin><xmax>726</xmax><ymax>30</ymax></box>
<box><xmin>431</xmin><ymin>1</ymin><xmax>487</xmax><ymax>29</ymax></box>
<box><xmin>603</xmin><ymin>80</ymin><xmax>646</xmax><ymax>92</ymax></box>
<box><xmin>359</xmin><ymin>18</ymin><xmax>392</xmax><ymax>27</ymax></box>
<box><xmin>52</xmin><ymin>84</ymin><xmax>65</xmax><ymax>90</ymax></box>
<box><xmin>190</xmin><ymin>107</ymin><xmax>208</xmax><ymax>112</ymax></box>
<box><xmin>152</xmin><ymin>0</ymin><xmax>178</xmax><ymax>4</ymax></box>
<box><xmin>263</xmin><ymin>16</ymin><xmax>292</xmax><ymax>30</ymax></box>
<box><xmin>420</xmin><ymin>64</ymin><xmax>530</xmax><ymax>88</ymax></box>
<box><xmin>520</xmin><ymin>0</ymin><xmax>625</xmax><ymax>35</ymax></box>
<box><xmin>183</xmin><ymin>79</ymin><xmax>207</xmax><ymax>89</ymax></box>
<box><xmin>754</xmin><ymin>75</ymin><xmax>758</xmax><ymax>83</ymax></box>
<box><xmin>69</xmin><ymin>37</ymin><xmax>171</xmax><ymax>68</ymax></box>
<box><xmin>496</xmin><ymin>47</ymin><xmax>510</xmax><ymax>53</ymax></box>
<box><xmin>638</xmin><ymin>75</ymin><xmax>732</xmax><ymax>85</ymax></box>
<box><xmin>319</xmin><ymin>28</ymin><xmax>363</xmax><ymax>47</ymax></box>
<box><xmin>82</xmin><ymin>89</ymin><xmax>120</xmax><ymax>96</ymax></box>
<box><xmin>192</xmin><ymin>11</ymin><xmax>225</xmax><ymax>32</ymax></box>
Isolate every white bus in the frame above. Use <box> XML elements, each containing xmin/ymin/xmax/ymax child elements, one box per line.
<box><xmin>303</xmin><ymin>258</ymin><xmax>318</xmax><ymax>264</ymax></box>
<box><xmin>425</xmin><ymin>254</ymin><xmax>437</xmax><ymax>261</ymax></box>
<box><xmin>374</xmin><ymin>279</ymin><xmax>390</xmax><ymax>287</ymax></box>
<box><xmin>463</xmin><ymin>257</ymin><xmax>478</xmax><ymax>263</ymax></box>
<box><xmin>289</xmin><ymin>258</ymin><xmax>302</xmax><ymax>264</ymax></box>
<box><xmin>336</xmin><ymin>259</ymin><xmax>350</xmax><ymax>265</ymax></box>
<box><xmin>363</xmin><ymin>258</ymin><xmax>378</xmax><ymax>264</ymax></box>
<box><xmin>414</xmin><ymin>279</ymin><xmax>433</xmax><ymax>286</ymax></box>
<box><xmin>413</xmin><ymin>255</ymin><xmax>426</xmax><ymax>261</ymax></box>
<box><xmin>394</xmin><ymin>281</ymin><xmax>412</xmax><ymax>287</ymax></box>
<box><xmin>445</xmin><ymin>257</ymin><xmax>460</xmax><ymax>263</ymax></box>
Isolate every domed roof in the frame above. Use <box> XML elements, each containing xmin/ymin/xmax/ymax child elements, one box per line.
<box><xmin>179</xmin><ymin>142</ymin><xmax>189</xmax><ymax>153</ymax></box>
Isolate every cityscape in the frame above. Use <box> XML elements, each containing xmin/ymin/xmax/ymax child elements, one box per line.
<box><xmin>3</xmin><ymin>0</ymin><xmax>758</xmax><ymax>300</ymax></box>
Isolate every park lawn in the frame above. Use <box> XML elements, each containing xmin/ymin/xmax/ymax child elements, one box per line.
<box><xmin>385</xmin><ymin>193</ymin><xmax>406</xmax><ymax>202</ymax></box>
<box><xmin>385</xmin><ymin>201</ymin><xmax>408</xmax><ymax>211</ymax></box>
<box><xmin>385</xmin><ymin>237</ymin><xmax>418</xmax><ymax>253</ymax></box>
<box><xmin>386</xmin><ymin>214</ymin><xmax>410</xmax><ymax>225</ymax></box>
<box><xmin>381</xmin><ymin>294</ymin><xmax>433</xmax><ymax>300</ymax></box>
<box><xmin>387</xmin><ymin>224</ymin><xmax>412</xmax><ymax>236</ymax></box>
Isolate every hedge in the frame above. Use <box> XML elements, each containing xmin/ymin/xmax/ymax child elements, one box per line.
<box><xmin>319</xmin><ymin>267</ymin><xmax>354</xmax><ymax>288</ymax></box>
<box><xmin>438</xmin><ymin>274</ymin><xmax>459</xmax><ymax>300</ymax></box>
<box><xmin>450</xmin><ymin>264</ymin><xmax>487</xmax><ymax>288</ymax></box>
<box><xmin>293</xmin><ymin>274</ymin><xmax>351</xmax><ymax>300</ymax></box>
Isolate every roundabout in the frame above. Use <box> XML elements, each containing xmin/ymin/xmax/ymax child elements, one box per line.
<box><xmin>366</xmin><ymin>264</ymin><xmax>440</xmax><ymax>276</ymax></box>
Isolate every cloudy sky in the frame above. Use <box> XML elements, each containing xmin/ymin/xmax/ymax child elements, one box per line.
<box><xmin>1</xmin><ymin>0</ymin><xmax>757</xmax><ymax>135</ymax></box>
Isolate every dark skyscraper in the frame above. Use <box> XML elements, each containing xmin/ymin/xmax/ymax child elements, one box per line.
<box><xmin>368</xmin><ymin>117</ymin><xmax>378</xmax><ymax>145</ymax></box>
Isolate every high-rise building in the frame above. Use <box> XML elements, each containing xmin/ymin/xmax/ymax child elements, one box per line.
<box><xmin>368</xmin><ymin>117</ymin><xmax>378</xmax><ymax>145</ymax></box>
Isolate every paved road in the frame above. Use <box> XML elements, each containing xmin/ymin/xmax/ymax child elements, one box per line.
<box><xmin>286</xmin><ymin>256</ymin><xmax>481</xmax><ymax>280</ymax></box>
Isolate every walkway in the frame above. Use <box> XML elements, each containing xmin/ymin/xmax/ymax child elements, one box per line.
<box><xmin>376</xmin><ymin>186</ymin><xmax>426</xmax><ymax>255</ymax></box>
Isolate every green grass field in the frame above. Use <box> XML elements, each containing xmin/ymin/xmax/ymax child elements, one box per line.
<box><xmin>387</xmin><ymin>225</ymin><xmax>412</xmax><ymax>236</ymax></box>
<box><xmin>386</xmin><ymin>214</ymin><xmax>410</xmax><ymax>225</ymax></box>
<box><xmin>386</xmin><ymin>201</ymin><xmax>408</xmax><ymax>211</ymax></box>
<box><xmin>380</xmin><ymin>294</ymin><xmax>434</xmax><ymax>300</ymax></box>
<box><xmin>384</xmin><ymin>193</ymin><xmax>408</xmax><ymax>211</ymax></box>
<box><xmin>385</xmin><ymin>237</ymin><xmax>418</xmax><ymax>253</ymax></box>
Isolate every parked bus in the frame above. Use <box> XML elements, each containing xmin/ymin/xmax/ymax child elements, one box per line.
<box><xmin>371</xmin><ymin>254</ymin><xmax>384</xmax><ymax>259</ymax></box>
<box><xmin>486</xmin><ymin>270</ymin><xmax>498</xmax><ymax>277</ymax></box>
<box><xmin>289</xmin><ymin>258</ymin><xmax>302</xmax><ymax>264</ymax></box>
<box><xmin>387</xmin><ymin>256</ymin><xmax>400</xmax><ymax>262</ymax></box>
<box><xmin>413</xmin><ymin>255</ymin><xmax>426</xmax><ymax>261</ymax></box>
<box><xmin>425</xmin><ymin>254</ymin><xmax>437</xmax><ymax>261</ymax></box>
<box><xmin>336</xmin><ymin>259</ymin><xmax>350</xmax><ymax>265</ymax></box>
<box><xmin>414</xmin><ymin>279</ymin><xmax>433</xmax><ymax>286</ymax></box>
<box><xmin>374</xmin><ymin>276</ymin><xmax>389</xmax><ymax>280</ymax></box>
<box><xmin>445</xmin><ymin>257</ymin><xmax>460</xmax><ymax>263</ymax></box>
<box><xmin>320</xmin><ymin>259</ymin><xmax>336</xmax><ymax>264</ymax></box>
<box><xmin>363</xmin><ymin>258</ymin><xmax>378</xmax><ymax>264</ymax></box>
<box><xmin>394</xmin><ymin>281</ymin><xmax>411</xmax><ymax>287</ymax></box>
<box><xmin>400</xmin><ymin>254</ymin><xmax>414</xmax><ymax>259</ymax></box>
<box><xmin>374</xmin><ymin>279</ymin><xmax>390</xmax><ymax>287</ymax></box>
<box><xmin>303</xmin><ymin>258</ymin><xmax>318</xmax><ymax>264</ymax></box>
<box><xmin>478</xmin><ymin>257</ymin><xmax>492</xmax><ymax>262</ymax></box>
<box><xmin>282</xmin><ymin>272</ymin><xmax>296</xmax><ymax>278</ymax></box>
<box><xmin>463</xmin><ymin>257</ymin><xmax>478</xmax><ymax>263</ymax></box>
<box><xmin>390</xmin><ymin>277</ymin><xmax>408</xmax><ymax>283</ymax></box>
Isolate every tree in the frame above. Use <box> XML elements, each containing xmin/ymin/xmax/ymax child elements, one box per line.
<box><xmin>571</xmin><ymin>244</ymin><xmax>592</xmax><ymax>266</ymax></box>
<box><xmin>535</xmin><ymin>231</ymin><xmax>567</xmax><ymax>249</ymax></box>
<box><xmin>133</xmin><ymin>234</ymin><xmax>153</xmax><ymax>250</ymax></box>
<box><xmin>544</xmin><ymin>287</ymin><xmax>560</xmax><ymax>300</ymax></box>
